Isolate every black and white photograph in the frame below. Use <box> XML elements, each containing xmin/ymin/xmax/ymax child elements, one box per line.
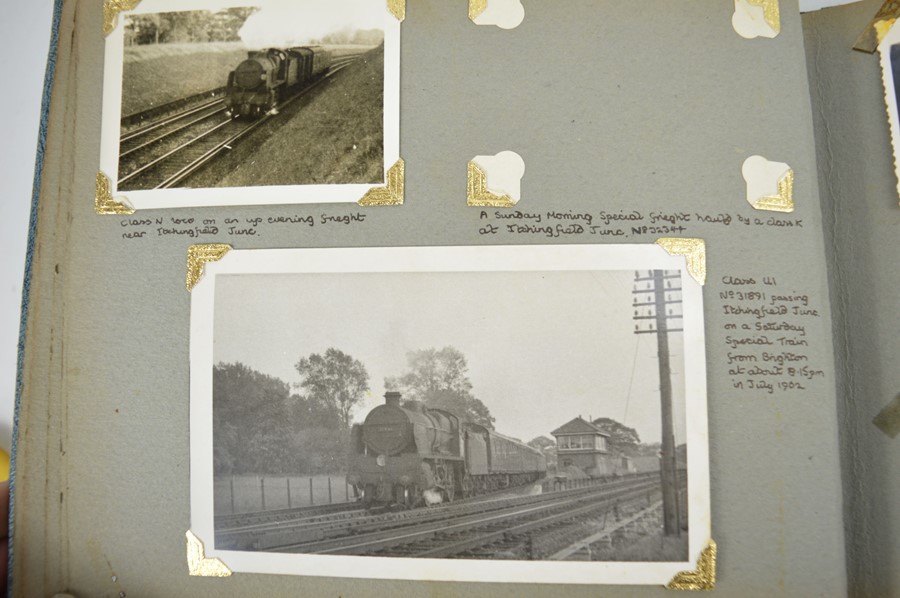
<box><xmin>880</xmin><ymin>24</ymin><xmax>900</xmax><ymax>201</ymax></box>
<box><xmin>100</xmin><ymin>0</ymin><xmax>400</xmax><ymax>209</ymax></box>
<box><xmin>189</xmin><ymin>245</ymin><xmax>711</xmax><ymax>584</ymax></box>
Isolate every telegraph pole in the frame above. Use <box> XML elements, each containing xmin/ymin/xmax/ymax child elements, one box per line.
<box><xmin>633</xmin><ymin>270</ymin><xmax>682</xmax><ymax>536</ymax></box>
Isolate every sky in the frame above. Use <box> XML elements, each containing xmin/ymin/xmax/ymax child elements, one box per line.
<box><xmin>238</xmin><ymin>0</ymin><xmax>386</xmax><ymax>48</ymax></box>
<box><xmin>212</xmin><ymin>270</ymin><xmax>687</xmax><ymax>446</ymax></box>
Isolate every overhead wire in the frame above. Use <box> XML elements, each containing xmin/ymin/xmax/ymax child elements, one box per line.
<box><xmin>622</xmin><ymin>334</ymin><xmax>641</xmax><ymax>425</ymax></box>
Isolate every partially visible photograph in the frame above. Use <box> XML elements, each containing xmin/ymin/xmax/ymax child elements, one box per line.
<box><xmin>100</xmin><ymin>0</ymin><xmax>400</xmax><ymax>209</ymax></box>
<box><xmin>189</xmin><ymin>245</ymin><xmax>712</xmax><ymax>585</ymax></box>
<box><xmin>879</xmin><ymin>24</ymin><xmax>900</xmax><ymax>203</ymax></box>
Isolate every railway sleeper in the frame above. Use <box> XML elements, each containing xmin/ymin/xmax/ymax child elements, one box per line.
<box><xmin>522</xmin><ymin>495</ymin><xmax>660</xmax><ymax>559</ymax></box>
<box><xmin>278</xmin><ymin>479</ymin><xmax>657</xmax><ymax>556</ymax></box>
<box><xmin>414</xmin><ymin>483</ymin><xmax>658</xmax><ymax>558</ymax></box>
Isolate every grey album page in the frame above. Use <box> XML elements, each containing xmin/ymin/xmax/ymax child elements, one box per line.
<box><xmin>804</xmin><ymin>1</ymin><xmax>900</xmax><ymax>595</ymax></box>
<box><xmin>13</xmin><ymin>0</ymin><xmax>846</xmax><ymax>596</ymax></box>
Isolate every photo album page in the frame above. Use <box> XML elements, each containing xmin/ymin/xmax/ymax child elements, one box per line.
<box><xmin>10</xmin><ymin>0</ymin><xmax>860</xmax><ymax>596</ymax></box>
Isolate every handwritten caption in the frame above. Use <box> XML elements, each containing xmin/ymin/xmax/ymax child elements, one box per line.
<box><xmin>476</xmin><ymin>209</ymin><xmax>802</xmax><ymax>238</ymax></box>
<box><xmin>719</xmin><ymin>275</ymin><xmax>825</xmax><ymax>395</ymax></box>
<box><xmin>119</xmin><ymin>213</ymin><xmax>367</xmax><ymax>240</ymax></box>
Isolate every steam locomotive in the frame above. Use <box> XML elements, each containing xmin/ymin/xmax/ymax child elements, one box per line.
<box><xmin>347</xmin><ymin>391</ymin><xmax>547</xmax><ymax>508</ymax></box>
<box><xmin>225</xmin><ymin>46</ymin><xmax>332</xmax><ymax>118</ymax></box>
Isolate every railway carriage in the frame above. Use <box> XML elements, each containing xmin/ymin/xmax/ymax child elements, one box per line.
<box><xmin>347</xmin><ymin>391</ymin><xmax>546</xmax><ymax>508</ymax></box>
<box><xmin>464</xmin><ymin>424</ymin><xmax>547</xmax><ymax>495</ymax></box>
<box><xmin>225</xmin><ymin>45</ymin><xmax>333</xmax><ymax>118</ymax></box>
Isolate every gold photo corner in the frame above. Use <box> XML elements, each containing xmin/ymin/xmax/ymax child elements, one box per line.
<box><xmin>854</xmin><ymin>1</ymin><xmax>900</xmax><ymax>52</ymax></box>
<box><xmin>469</xmin><ymin>0</ymin><xmax>488</xmax><ymax>21</ymax></box>
<box><xmin>666</xmin><ymin>540</ymin><xmax>717</xmax><ymax>591</ymax></box>
<box><xmin>873</xmin><ymin>394</ymin><xmax>900</xmax><ymax>438</ymax></box>
<box><xmin>186</xmin><ymin>244</ymin><xmax>232</xmax><ymax>292</ymax></box>
<box><xmin>358</xmin><ymin>159</ymin><xmax>405</xmax><ymax>206</ymax></box>
<box><xmin>103</xmin><ymin>0</ymin><xmax>142</xmax><ymax>36</ymax></box>
<box><xmin>185</xmin><ymin>531</ymin><xmax>232</xmax><ymax>577</ymax></box>
<box><xmin>95</xmin><ymin>172</ymin><xmax>135</xmax><ymax>215</ymax></box>
<box><xmin>467</xmin><ymin>161</ymin><xmax>516</xmax><ymax>208</ymax></box>
<box><xmin>387</xmin><ymin>0</ymin><xmax>405</xmax><ymax>22</ymax></box>
<box><xmin>874</xmin><ymin>18</ymin><xmax>897</xmax><ymax>45</ymax></box>
<box><xmin>753</xmin><ymin>169</ymin><xmax>794</xmax><ymax>213</ymax></box>
<box><xmin>746</xmin><ymin>0</ymin><xmax>781</xmax><ymax>35</ymax></box>
<box><xmin>656</xmin><ymin>238</ymin><xmax>707</xmax><ymax>286</ymax></box>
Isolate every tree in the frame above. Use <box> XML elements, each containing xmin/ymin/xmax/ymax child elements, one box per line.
<box><xmin>528</xmin><ymin>436</ymin><xmax>558</xmax><ymax>471</ymax></box>
<box><xmin>591</xmin><ymin>417</ymin><xmax>642</xmax><ymax>457</ymax></box>
<box><xmin>213</xmin><ymin>362</ymin><xmax>295</xmax><ymax>476</ymax></box>
<box><xmin>419</xmin><ymin>388</ymin><xmax>495</xmax><ymax>429</ymax></box>
<box><xmin>125</xmin><ymin>8</ymin><xmax>258</xmax><ymax>45</ymax></box>
<box><xmin>286</xmin><ymin>391</ymin><xmax>353</xmax><ymax>473</ymax></box>
<box><xmin>125</xmin><ymin>15</ymin><xmax>164</xmax><ymax>45</ymax></box>
<box><xmin>635</xmin><ymin>441</ymin><xmax>662</xmax><ymax>457</ymax></box>
<box><xmin>295</xmin><ymin>349</ymin><xmax>370</xmax><ymax>429</ymax></box>
<box><xmin>213</xmin><ymin>362</ymin><xmax>362</xmax><ymax>476</ymax></box>
<box><xmin>212</xmin><ymin>8</ymin><xmax>259</xmax><ymax>42</ymax></box>
<box><xmin>386</xmin><ymin>347</ymin><xmax>495</xmax><ymax>428</ymax></box>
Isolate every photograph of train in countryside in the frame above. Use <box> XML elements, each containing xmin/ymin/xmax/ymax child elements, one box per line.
<box><xmin>116</xmin><ymin>2</ymin><xmax>387</xmax><ymax>192</ymax></box>
<box><xmin>209</xmin><ymin>264</ymin><xmax>695</xmax><ymax>564</ymax></box>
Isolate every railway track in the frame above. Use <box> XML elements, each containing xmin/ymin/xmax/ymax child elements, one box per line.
<box><xmin>261</xmin><ymin>473</ymin><xmax>661</xmax><ymax>557</ymax></box>
<box><xmin>119</xmin><ymin>98</ymin><xmax>228</xmax><ymax>160</ymax></box>
<box><xmin>215</xmin><ymin>503</ymin><xmax>366</xmax><ymax>550</ymax></box>
<box><xmin>216</xmin><ymin>500</ymin><xmax>361</xmax><ymax>531</ymax></box>
<box><xmin>216</xmin><ymin>476</ymin><xmax>559</xmax><ymax>551</ymax></box>
<box><xmin>120</xmin><ymin>86</ymin><xmax>227</xmax><ymax>131</ymax></box>
<box><xmin>116</xmin><ymin>54</ymin><xmax>362</xmax><ymax>192</ymax></box>
<box><xmin>400</xmin><ymin>480</ymin><xmax>659</xmax><ymax>559</ymax></box>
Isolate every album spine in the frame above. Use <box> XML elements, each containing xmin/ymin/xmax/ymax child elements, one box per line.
<box><xmin>9</xmin><ymin>0</ymin><xmax>66</xmax><ymax>595</ymax></box>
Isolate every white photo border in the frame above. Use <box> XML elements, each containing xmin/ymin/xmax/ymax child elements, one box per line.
<box><xmin>100</xmin><ymin>0</ymin><xmax>401</xmax><ymax>210</ymax></box>
<box><xmin>189</xmin><ymin>243</ymin><xmax>712</xmax><ymax>585</ymax></box>
<box><xmin>879</xmin><ymin>21</ymin><xmax>900</xmax><ymax>204</ymax></box>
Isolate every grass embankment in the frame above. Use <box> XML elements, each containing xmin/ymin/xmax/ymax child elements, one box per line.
<box><xmin>215</xmin><ymin>45</ymin><xmax>385</xmax><ymax>187</ymax></box>
<box><xmin>121</xmin><ymin>42</ymin><xmax>248</xmax><ymax>116</ymax></box>
<box><xmin>591</xmin><ymin>532</ymin><xmax>688</xmax><ymax>562</ymax></box>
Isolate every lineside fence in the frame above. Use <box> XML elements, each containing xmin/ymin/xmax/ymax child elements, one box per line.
<box><xmin>540</xmin><ymin>471</ymin><xmax>659</xmax><ymax>492</ymax></box>
<box><xmin>214</xmin><ymin>474</ymin><xmax>355</xmax><ymax>515</ymax></box>
<box><xmin>541</xmin><ymin>471</ymin><xmax>689</xmax><ymax>529</ymax></box>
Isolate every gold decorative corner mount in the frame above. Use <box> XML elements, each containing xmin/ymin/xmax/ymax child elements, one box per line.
<box><xmin>186</xmin><ymin>244</ymin><xmax>232</xmax><ymax>292</ymax></box>
<box><xmin>185</xmin><ymin>531</ymin><xmax>232</xmax><ymax>577</ymax></box>
<box><xmin>103</xmin><ymin>0</ymin><xmax>142</xmax><ymax>36</ymax></box>
<box><xmin>746</xmin><ymin>0</ymin><xmax>780</xmax><ymax>34</ymax></box>
<box><xmin>873</xmin><ymin>394</ymin><xmax>900</xmax><ymax>438</ymax></box>
<box><xmin>656</xmin><ymin>238</ymin><xmax>707</xmax><ymax>286</ymax></box>
<box><xmin>387</xmin><ymin>0</ymin><xmax>405</xmax><ymax>22</ymax></box>
<box><xmin>469</xmin><ymin>0</ymin><xmax>488</xmax><ymax>21</ymax></box>
<box><xmin>753</xmin><ymin>169</ymin><xmax>794</xmax><ymax>213</ymax></box>
<box><xmin>854</xmin><ymin>1</ymin><xmax>900</xmax><ymax>52</ymax></box>
<box><xmin>358</xmin><ymin>159</ymin><xmax>404</xmax><ymax>206</ymax></box>
<box><xmin>467</xmin><ymin>162</ymin><xmax>516</xmax><ymax>208</ymax></box>
<box><xmin>875</xmin><ymin>18</ymin><xmax>897</xmax><ymax>44</ymax></box>
<box><xmin>95</xmin><ymin>172</ymin><xmax>135</xmax><ymax>215</ymax></box>
<box><xmin>667</xmin><ymin>540</ymin><xmax>717</xmax><ymax>591</ymax></box>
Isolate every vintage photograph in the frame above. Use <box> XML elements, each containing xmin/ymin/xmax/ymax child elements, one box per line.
<box><xmin>189</xmin><ymin>245</ymin><xmax>711</xmax><ymax>584</ymax></box>
<box><xmin>880</xmin><ymin>26</ymin><xmax>900</xmax><ymax>202</ymax></box>
<box><xmin>100</xmin><ymin>0</ymin><xmax>400</xmax><ymax>209</ymax></box>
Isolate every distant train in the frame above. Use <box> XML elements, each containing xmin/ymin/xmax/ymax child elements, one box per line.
<box><xmin>347</xmin><ymin>391</ymin><xmax>547</xmax><ymax>508</ymax></box>
<box><xmin>225</xmin><ymin>46</ymin><xmax>332</xmax><ymax>118</ymax></box>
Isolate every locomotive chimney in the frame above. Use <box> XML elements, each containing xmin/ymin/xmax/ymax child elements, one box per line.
<box><xmin>385</xmin><ymin>391</ymin><xmax>402</xmax><ymax>407</ymax></box>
